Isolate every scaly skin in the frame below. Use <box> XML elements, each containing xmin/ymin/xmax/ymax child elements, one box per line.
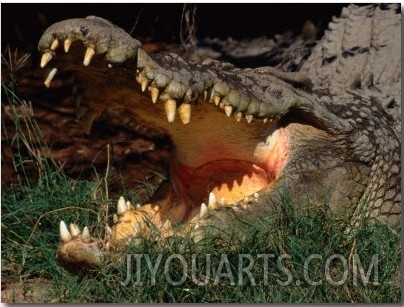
<box><xmin>37</xmin><ymin>4</ymin><xmax>401</xmax><ymax>273</ymax></box>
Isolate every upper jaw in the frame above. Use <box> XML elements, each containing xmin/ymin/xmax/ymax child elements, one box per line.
<box><xmin>39</xmin><ymin>17</ymin><xmax>314</xmax><ymax>130</ymax></box>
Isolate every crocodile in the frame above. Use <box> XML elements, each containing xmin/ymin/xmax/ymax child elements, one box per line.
<box><xmin>37</xmin><ymin>4</ymin><xmax>401</xmax><ymax>273</ymax></box>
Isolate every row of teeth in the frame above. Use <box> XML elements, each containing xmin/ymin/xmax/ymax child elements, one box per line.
<box><xmin>114</xmin><ymin>192</ymin><xmax>260</xmax><ymax>220</ymax></box>
<box><xmin>41</xmin><ymin>38</ymin><xmax>86</xmax><ymax>68</ymax></box>
<box><xmin>59</xmin><ymin>220</ymin><xmax>92</xmax><ymax>243</ymax></box>
<box><xmin>41</xmin><ymin>38</ymin><xmax>97</xmax><ymax>88</ymax></box>
<box><xmin>59</xmin><ymin>192</ymin><xmax>260</xmax><ymax>243</ymax></box>
<box><xmin>59</xmin><ymin>196</ymin><xmax>141</xmax><ymax>243</ymax></box>
<box><xmin>136</xmin><ymin>72</ymin><xmax>275</xmax><ymax>125</ymax></box>
<box><xmin>199</xmin><ymin>191</ymin><xmax>260</xmax><ymax>219</ymax></box>
<box><xmin>40</xmin><ymin>38</ymin><xmax>275</xmax><ymax>125</ymax></box>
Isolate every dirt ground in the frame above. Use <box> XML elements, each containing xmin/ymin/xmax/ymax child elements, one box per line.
<box><xmin>2</xmin><ymin>44</ymin><xmax>173</xmax><ymax>194</ymax></box>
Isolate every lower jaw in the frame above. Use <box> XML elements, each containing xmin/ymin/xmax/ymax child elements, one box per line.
<box><xmin>169</xmin><ymin>160</ymin><xmax>272</xmax><ymax>217</ymax></box>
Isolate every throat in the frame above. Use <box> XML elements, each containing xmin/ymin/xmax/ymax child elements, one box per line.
<box><xmin>165</xmin><ymin>119</ymin><xmax>290</xmax><ymax>207</ymax></box>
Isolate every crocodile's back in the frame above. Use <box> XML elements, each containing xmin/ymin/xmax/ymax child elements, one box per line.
<box><xmin>301</xmin><ymin>4</ymin><xmax>400</xmax><ymax>91</ymax></box>
<box><xmin>301</xmin><ymin>3</ymin><xmax>401</xmax><ymax>133</ymax></box>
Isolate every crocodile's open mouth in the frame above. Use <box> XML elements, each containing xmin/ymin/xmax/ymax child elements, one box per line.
<box><xmin>40</xmin><ymin>39</ymin><xmax>294</xmax><ymax>246</ymax></box>
<box><xmin>81</xmin><ymin>94</ymin><xmax>292</xmax><ymax>251</ymax></box>
<box><xmin>38</xmin><ymin>23</ymin><xmax>295</xmax><ymax>270</ymax></box>
<box><xmin>113</xmin><ymin>90</ymin><xmax>290</xmax><ymax>227</ymax></box>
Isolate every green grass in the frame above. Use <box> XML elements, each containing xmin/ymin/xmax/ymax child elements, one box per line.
<box><xmin>1</xmin><ymin>61</ymin><xmax>401</xmax><ymax>302</ymax></box>
<box><xmin>2</xmin><ymin>171</ymin><xmax>401</xmax><ymax>302</ymax></box>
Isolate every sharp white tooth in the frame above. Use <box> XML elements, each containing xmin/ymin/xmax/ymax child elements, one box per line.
<box><xmin>40</xmin><ymin>52</ymin><xmax>53</xmax><ymax>68</ymax></box>
<box><xmin>269</xmin><ymin>118</ymin><xmax>273</xmax><ymax>123</ymax></box>
<box><xmin>178</xmin><ymin>103</ymin><xmax>191</xmax><ymax>124</ymax></box>
<box><xmin>59</xmin><ymin>221</ymin><xmax>72</xmax><ymax>243</ymax></box>
<box><xmin>82</xmin><ymin>226</ymin><xmax>91</xmax><ymax>242</ymax></box>
<box><xmin>164</xmin><ymin>99</ymin><xmax>177</xmax><ymax>123</ymax></box>
<box><xmin>113</xmin><ymin>214</ymin><xmax>119</xmax><ymax>223</ymax></box>
<box><xmin>199</xmin><ymin>203</ymin><xmax>208</xmax><ymax>218</ymax></box>
<box><xmin>117</xmin><ymin>196</ymin><xmax>128</xmax><ymax>214</ymax></box>
<box><xmin>253</xmin><ymin>193</ymin><xmax>260</xmax><ymax>201</ymax></box>
<box><xmin>150</xmin><ymin>87</ymin><xmax>159</xmax><ymax>103</ymax></box>
<box><xmin>246</xmin><ymin>114</ymin><xmax>253</xmax><ymax>124</ymax></box>
<box><xmin>44</xmin><ymin>67</ymin><xmax>57</xmax><ymax>88</ymax></box>
<box><xmin>213</xmin><ymin>96</ymin><xmax>221</xmax><ymax>106</ymax></box>
<box><xmin>263</xmin><ymin>118</ymin><xmax>268</xmax><ymax>123</ymax></box>
<box><xmin>83</xmin><ymin>46</ymin><xmax>95</xmax><ymax>66</ymax></box>
<box><xmin>224</xmin><ymin>105</ymin><xmax>233</xmax><ymax>117</ymax></box>
<box><xmin>194</xmin><ymin>221</ymin><xmax>199</xmax><ymax>231</ymax></box>
<box><xmin>50</xmin><ymin>39</ymin><xmax>59</xmax><ymax>50</ymax></box>
<box><xmin>141</xmin><ymin>80</ymin><xmax>149</xmax><ymax>92</ymax></box>
<box><xmin>209</xmin><ymin>90</ymin><xmax>216</xmax><ymax>103</ymax></box>
<box><xmin>64</xmin><ymin>39</ymin><xmax>72</xmax><ymax>52</ymax></box>
<box><xmin>69</xmin><ymin>223</ymin><xmax>81</xmax><ymax>236</ymax></box>
<box><xmin>232</xmin><ymin>201</ymin><xmax>239</xmax><ymax>207</ymax></box>
<box><xmin>240</xmin><ymin>196</ymin><xmax>249</xmax><ymax>209</ymax></box>
<box><xmin>208</xmin><ymin>192</ymin><xmax>217</xmax><ymax>210</ymax></box>
<box><xmin>235</xmin><ymin>112</ymin><xmax>242</xmax><ymax>122</ymax></box>
<box><xmin>136</xmin><ymin>204</ymin><xmax>141</xmax><ymax>210</ymax></box>
<box><xmin>203</xmin><ymin>90</ymin><xmax>208</xmax><ymax>101</ymax></box>
<box><xmin>136</xmin><ymin>73</ymin><xmax>149</xmax><ymax>92</ymax></box>
<box><xmin>126</xmin><ymin>201</ymin><xmax>134</xmax><ymax>210</ymax></box>
<box><xmin>220</xmin><ymin>197</ymin><xmax>228</xmax><ymax>206</ymax></box>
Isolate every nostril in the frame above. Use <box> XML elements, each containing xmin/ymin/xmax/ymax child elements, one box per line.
<box><xmin>80</xmin><ymin>26</ymin><xmax>89</xmax><ymax>37</ymax></box>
